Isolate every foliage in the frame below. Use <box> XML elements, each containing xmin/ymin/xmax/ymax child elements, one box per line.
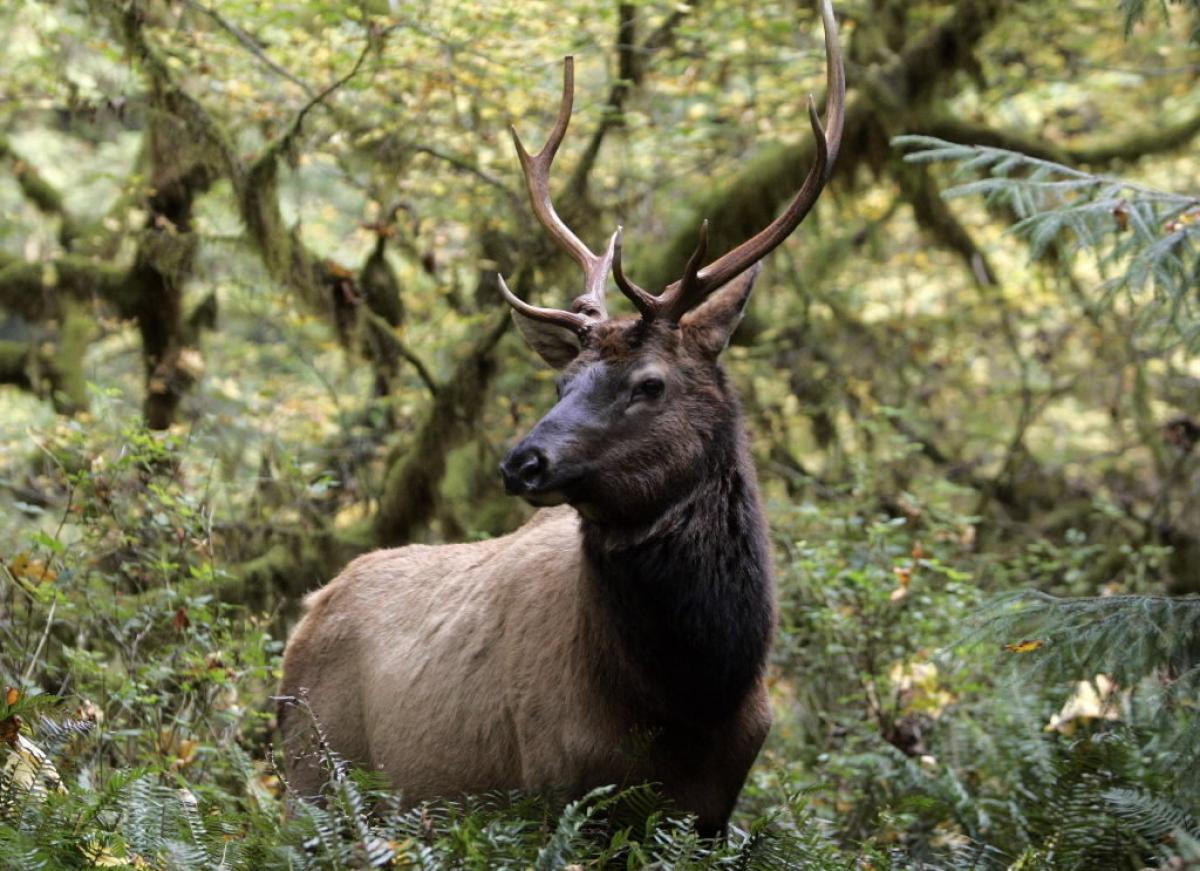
<box><xmin>895</xmin><ymin>135</ymin><xmax>1200</xmax><ymax>348</ymax></box>
<box><xmin>1</xmin><ymin>0</ymin><xmax>1199</xmax><ymax>868</ymax></box>
<box><xmin>1</xmin><ymin>413</ymin><xmax>1195</xmax><ymax>869</ymax></box>
<box><xmin>1119</xmin><ymin>0</ymin><xmax>1200</xmax><ymax>43</ymax></box>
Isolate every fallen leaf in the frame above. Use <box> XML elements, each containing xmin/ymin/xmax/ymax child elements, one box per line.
<box><xmin>1046</xmin><ymin>674</ymin><xmax>1123</xmax><ymax>734</ymax></box>
<box><xmin>79</xmin><ymin>838</ymin><xmax>141</xmax><ymax>868</ymax></box>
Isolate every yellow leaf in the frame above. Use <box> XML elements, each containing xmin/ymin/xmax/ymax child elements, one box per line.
<box><xmin>890</xmin><ymin>565</ymin><xmax>913</xmax><ymax>601</ymax></box>
<box><xmin>79</xmin><ymin>838</ymin><xmax>135</xmax><ymax>868</ymax></box>
<box><xmin>1003</xmin><ymin>639</ymin><xmax>1044</xmax><ymax>654</ymax></box>
<box><xmin>889</xmin><ymin>661</ymin><xmax>955</xmax><ymax>718</ymax></box>
<box><xmin>8</xmin><ymin>553</ymin><xmax>55</xmax><ymax>582</ymax></box>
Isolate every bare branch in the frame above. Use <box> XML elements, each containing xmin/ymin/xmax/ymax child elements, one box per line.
<box><xmin>183</xmin><ymin>0</ymin><xmax>316</xmax><ymax>97</ymax></box>
<box><xmin>565</xmin><ymin>2</ymin><xmax>697</xmax><ymax>201</ymax></box>
<box><xmin>362</xmin><ymin>309</ymin><xmax>440</xmax><ymax>397</ymax></box>
<box><xmin>409</xmin><ymin>144</ymin><xmax>515</xmax><ymax>198</ymax></box>
<box><xmin>258</xmin><ymin>32</ymin><xmax>378</xmax><ymax>165</ymax></box>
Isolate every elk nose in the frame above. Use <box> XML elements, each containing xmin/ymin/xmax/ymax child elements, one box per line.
<box><xmin>500</xmin><ymin>446</ymin><xmax>548</xmax><ymax>494</ymax></box>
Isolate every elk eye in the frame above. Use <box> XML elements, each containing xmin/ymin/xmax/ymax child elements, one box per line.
<box><xmin>632</xmin><ymin>377</ymin><xmax>664</xmax><ymax>401</ymax></box>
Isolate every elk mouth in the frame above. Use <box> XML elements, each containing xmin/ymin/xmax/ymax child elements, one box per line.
<box><xmin>520</xmin><ymin>487</ymin><xmax>569</xmax><ymax>507</ymax></box>
<box><xmin>502</xmin><ymin>467</ymin><xmax>579</xmax><ymax>507</ymax></box>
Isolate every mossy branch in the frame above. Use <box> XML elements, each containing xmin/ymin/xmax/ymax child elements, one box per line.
<box><xmin>923</xmin><ymin>106</ymin><xmax>1200</xmax><ymax>167</ymax></box>
<box><xmin>0</xmin><ymin>136</ymin><xmax>94</xmax><ymax>250</ymax></box>
<box><xmin>94</xmin><ymin>0</ymin><xmax>376</xmax><ymax>331</ymax></box>
<box><xmin>0</xmin><ymin>253</ymin><xmax>131</xmax><ymax>320</ymax></box>
<box><xmin>896</xmin><ymin>159</ymin><xmax>997</xmax><ymax>285</ymax></box>
<box><xmin>563</xmin><ymin>2</ymin><xmax>692</xmax><ymax>203</ymax></box>
<box><xmin>233</xmin><ymin>36</ymin><xmax>378</xmax><ymax>326</ymax></box>
<box><xmin>362</xmin><ymin>309</ymin><xmax>439</xmax><ymax>397</ymax></box>
<box><xmin>1070</xmin><ymin>106</ymin><xmax>1200</xmax><ymax>164</ymax></box>
<box><xmin>373</xmin><ymin>312</ymin><xmax>509</xmax><ymax>545</ymax></box>
<box><xmin>252</xmin><ymin>32</ymin><xmax>375</xmax><ymax>170</ymax></box>
<box><xmin>636</xmin><ymin>0</ymin><xmax>1011</xmax><ymax>292</ymax></box>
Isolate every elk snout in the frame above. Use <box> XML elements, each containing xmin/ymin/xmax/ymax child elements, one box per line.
<box><xmin>500</xmin><ymin>444</ymin><xmax>549</xmax><ymax>495</ymax></box>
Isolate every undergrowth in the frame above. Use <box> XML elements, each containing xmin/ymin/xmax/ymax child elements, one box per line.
<box><xmin>1</xmin><ymin>418</ymin><xmax>1198</xmax><ymax>869</ymax></box>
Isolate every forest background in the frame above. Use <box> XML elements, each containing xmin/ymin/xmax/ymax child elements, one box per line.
<box><xmin>1</xmin><ymin>0</ymin><xmax>1199</xmax><ymax>867</ymax></box>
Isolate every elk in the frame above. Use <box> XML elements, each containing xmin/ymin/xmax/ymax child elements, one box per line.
<box><xmin>280</xmin><ymin>0</ymin><xmax>844</xmax><ymax>835</ymax></box>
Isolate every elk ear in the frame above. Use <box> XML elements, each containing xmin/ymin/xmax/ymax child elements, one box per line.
<box><xmin>511</xmin><ymin>310</ymin><xmax>583</xmax><ymax>369</ymax></box>
<box><xmin>680</xmin><ymin>262</ymin><xmax>762</xmax><ymax>359</ymax></box>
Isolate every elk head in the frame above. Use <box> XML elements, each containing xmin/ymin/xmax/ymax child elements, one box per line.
<box><xmin>498</xmin><ymin>0</ymin><xmax>844</xmax><ymax>525</ymax></box>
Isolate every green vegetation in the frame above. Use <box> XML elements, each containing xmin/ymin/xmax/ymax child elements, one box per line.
<box><xmin>1</xmin><ymin>0</ymin><xmax>1198</xmax><ymax>868</ymax></box>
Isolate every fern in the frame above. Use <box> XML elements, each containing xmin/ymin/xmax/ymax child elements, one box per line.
<box><xmin>1105</xmin><ymin>787</ymin><xmax>1200</xmax><ymax>854</ymax></box>
<box><xmin>893</xmin><ymin>135</ymin><xmax>1200</xmax><ymax>347</ymax></box>
<box><xmin>964</xmin><ymin>591</ymin><xmax>1200</xmax><ymax>799</ymax></box>
<box><xmin>1118</xmin><ymin>0</ymin><xmax>1200</xmax><ymax>43</ymax></box>
<box><xmin>973</xmin><ymin>591</ymin><xmax>1200</xmax><ymax>689</ymax></box>
<box><xmin>533</xmin><ymin>786</ymin><xmax>612</xmax><ymax>870</ymax></box>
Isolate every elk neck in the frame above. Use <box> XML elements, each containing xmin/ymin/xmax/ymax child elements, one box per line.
<box><xmin>578</xmin><ymin>392</ymin><xmax>774</xmax><ymax>728</ymax></box>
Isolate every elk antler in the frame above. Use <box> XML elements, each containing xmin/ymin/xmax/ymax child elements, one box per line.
<box><xmin>497</xmin><ymin>57</ymin><xmax>618</xmax><ymax>336</ymax></box>
<box><xmin>613</xmin><ymin>0</ymin><xmax>845</xmax><ymax>324</ymax></box>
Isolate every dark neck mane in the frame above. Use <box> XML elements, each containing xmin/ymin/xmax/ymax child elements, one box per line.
<box><xmin>579</xmin><ymin>423</ymin><xmax>774</xmax><ymax>727</ymax></box>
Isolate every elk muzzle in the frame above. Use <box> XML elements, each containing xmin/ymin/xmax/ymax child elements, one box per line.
<box><xmin>500</xmin><ymin>379</ymin><xmax>604</xmax><ymax>505</ymax></box>
<box><xmin>499</xmin><ymin>444</ymin><xmax>549</xmax><ymax>495</ymax></box>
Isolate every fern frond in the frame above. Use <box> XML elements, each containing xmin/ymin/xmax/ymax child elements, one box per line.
<box><xmin>533</xmin><ymin>786</ymin><xmax>612</xmax><ymax>871</ymax></box>
<box><xmin>971</xmin><ymin>591</ymin><xmax>1200</xmax><ymax>691</ymax></box>
<box><xmin>893</xmin><ymin>135</ymin><xmax>1200</xmax><ymax>346</ymax></box>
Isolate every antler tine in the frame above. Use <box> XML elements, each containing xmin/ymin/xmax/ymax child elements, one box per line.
<box><xmin>664</xmin><ymin>219</ymin><xmax>711</xmax><ymax>321</ymax></box>
<box><xmin>817</xmin><ymin>0</ymin><xmax>845</xmax><ymax>177</ymax></box>
<box><xmin>623</xmin><ymin>0</ymin><xmax>845</xmax><ymax>324</ymax></box>
<box><xmin>612</xmin><ymin>226</ymin><xmax>658</xmax><ymax>317</ymax></box>
<box><xmin>674</xmin><ymin>98</ymin><xmax>829</xmax><ymax>301</ymax></box>
<box><xmin>509</xmin><ymin>56</ymin><xmax>611</xmax><ymax>320</ymax></box>
<box><xmin>497</xmin><ymin>273</ymin><xmax>592</xmax><ymax>336</ymax></box>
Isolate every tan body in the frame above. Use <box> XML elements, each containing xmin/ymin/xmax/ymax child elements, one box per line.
<box><xmin>280</xmin><ymin>506</ymin><xmax>770</xmax><ymax>829</ymax></box>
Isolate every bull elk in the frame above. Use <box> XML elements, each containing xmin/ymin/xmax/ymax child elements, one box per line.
<box><xmin>280</xmin><ymin>0</ymin><xmax>844</xmax><ymax>835</ymax></box>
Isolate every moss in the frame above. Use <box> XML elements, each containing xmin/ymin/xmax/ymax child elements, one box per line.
<box><xmin>0</xmin><ymin>135</ymin><xmax>88</xmax><ymax>247</ymax></box>
<box><xmin>0</xmin><ymin>254</ymin><xmax>130</xmax><ymax>321</ymax></box>
<box><xmin>438</xmin><ymin>439</ymin><xmax>524</xmax><ymax>539</ymax></box>
<box><xmin>1070</xmin><ymin>108</ymin><xmax>1200</xmax><ymax>164</ymax></box>
<box><xmin>47</xmin><ymin>300</ymin><xmax>92</xmax><ymax>414</ymax></box>
<box><xmin>0</xmin><ymin>339</ymin><xmax>32</xmax><ymax>389</ymax></box>
<box><xmin>374</xmin><ymin>313</ymin><xmax>509</xmax><ymax>545</ymax></box>
<box><xmin>897</xmin><ymin>160</ymin><xmax>997</xmax><ymax>283</ymax></box>
<box><xmin>238</xmin><ymin>157</ymin><xmax>327</xmax><ymax>321</ymax></box>
<box><xmin>226</xmin><ymin>517</ymin><xmax>378</xmax><ymax>609</ymax></box>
